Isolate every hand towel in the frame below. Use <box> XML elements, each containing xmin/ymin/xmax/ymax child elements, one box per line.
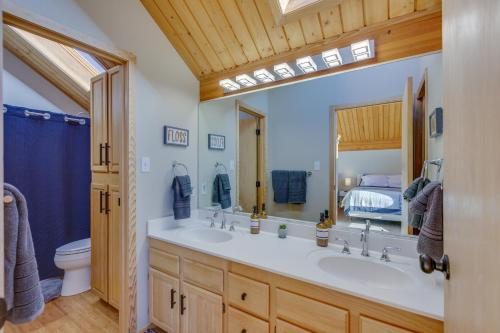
<box><xmin>288</xmin><ymin>171</ymin><xmax>307</xmax><ymax>204</ymax></box>
<box><xmin>172</xmin><ymin>175</ymin><xmax>191</xmax><ymax>220</ymax></box>
<box><xmin>271</xmin><ymin>170</ymin><xmax>289</xmax><ymax>204</ymax></box>
<box><xmin>3</xmin><ymin>183</ymin><xmax>44</xmax><ymax>324</ymax></box>
<box><xmin>212</xmin><ymin>174</ymin><xmax>231</xmax><ymax>209</ymax></box>
<box><xmin>410</xmin><ymin>181</ymin><xmax>443</xmax><ymax>261</ymax></box>
<box><xmin>403</xmin><ymin>177</ymin><xmax>430</xmax><ymax>229</ymax></box>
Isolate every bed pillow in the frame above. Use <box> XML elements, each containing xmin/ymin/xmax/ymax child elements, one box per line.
<box><xmin>359</xmin><ymin>174</ymin><xmax>388</xmax><ymax>187</ymax></box>
<box><xmin>387</xmin><ymin>175</ymin><xmax>402</xmax><ymax>188</ymax></box>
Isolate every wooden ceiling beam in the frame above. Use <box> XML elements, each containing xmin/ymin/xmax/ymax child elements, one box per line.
<box><xmin>200</xmin><ymin>8</ymin><xmax>441</xmax><ymax>101</ymax></box>
<box><xmin>3</xmin><ymin>25</ymin><xmax>90</xmax><ymax>110</ymax></box>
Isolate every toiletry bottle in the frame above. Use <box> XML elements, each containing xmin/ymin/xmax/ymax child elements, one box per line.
<box><xmin>324</xmin><ymin>209</ymin><xmax>332</xmax><ymax>228</ymax></box>
<box><xmin>260</xmin><ymin>203</ymin><xmax>268</xmax><ymax>219</ymax></box>
<box><xmin>316</xmin><ymin>213</ymin><xmax>329</xmax><ymax>247</ymax></box>
<box><xmin>250</xmin><ymin>206</ymin><xmax>261</xmax><ymax>234</ymax></box>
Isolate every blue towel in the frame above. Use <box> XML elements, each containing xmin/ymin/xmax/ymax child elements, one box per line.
<box><xmin>272</xmin><ymin>170</ymin><xmax>289</xmax><ymax>203</ymax></box>
<box><xmin>212</xmin><ymin>174</ymin><xmax>231</xmax><ymax>209</ymax></box>
<box><xmin>172</xmin><ymin>176</ymin><xmax>191</xmax><ymax>220</ymax></box>
<box><xmin>288</xmin><ymin>171</ymin><xmax>307</xmax><ymax>204</ymax></box>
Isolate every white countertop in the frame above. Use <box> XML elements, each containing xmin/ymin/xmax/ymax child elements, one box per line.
<box><xmin>148</xmin><ymin>215</ymin><xmax>444</xmax><ymax>321</ymax></box>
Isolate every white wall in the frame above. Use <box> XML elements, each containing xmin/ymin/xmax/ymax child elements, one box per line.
<box><xmin>6</xmin><ymin>0</ymin><xmax>200</xmax><ymax>329</ymax></box>
<box><xmin>3</xmin><ymin>48</ymin><xmax>86</xmax><ymax>115</ymax></box>
<box><xmin>337</xmin><ymin>149</ymin><xmax>402</xmax><ymax>188</ymax></box>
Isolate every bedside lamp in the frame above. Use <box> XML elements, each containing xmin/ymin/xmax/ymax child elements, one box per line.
<box><xmin>343</xmin><ymin>177</ymin><xmax>352</xmax><ymax>189</ymax></box>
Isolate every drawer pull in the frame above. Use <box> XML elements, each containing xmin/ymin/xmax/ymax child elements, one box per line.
<box><xmin>170</xmin><ymin>289</ymin><xmax>176</xmax><ymax>309</ymax></box>
<box><xmin>241</xmin><ymin>292</ymin><xmax>247</xmax><ymax>301</ymax></box>
<box><xmin>180</xmin><ymin>294</ymin><xmax>186</xmax><ymax>315</ymax></box>
<box><xmin>241</xmin><ymin>330</ymin><xmax>247</xmax><ymax>333</ymax></box>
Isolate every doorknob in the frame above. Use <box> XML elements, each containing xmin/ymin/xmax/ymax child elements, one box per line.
<box><xmin>419</xmin><ymin>254</ymin><xmax>450</xmax><ymax>280</ymax></box>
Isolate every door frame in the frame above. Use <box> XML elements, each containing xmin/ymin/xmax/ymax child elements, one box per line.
<box><xmin>329</xmin><ymin>98</ymin><xmax>403</xmax><ymax>227</ymax></box>
<box><xmin>235</xmin><ymin>100</ymin><xmax>266</xmax><ymax>212</ymax></box>
<box><xmin>1</xmin><ymin>3</ymin><xmax>137</xmax><ymax>332</ymax></box>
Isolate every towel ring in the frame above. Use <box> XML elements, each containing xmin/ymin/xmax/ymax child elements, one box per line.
<box><xmin>215</xmin><ymin>162</ymin><xmax>228</xmax><ymax>174</ymax></box>
<box><xmin>172</xmin><ymin>161</ymin><xmax>189</xmax><ymax>177</ymax></box>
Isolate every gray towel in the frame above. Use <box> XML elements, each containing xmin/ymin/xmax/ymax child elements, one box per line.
<box><xmin>172</xmin><ymin>176</ymin><xmax>191</xmax><ymax>220</ymax></box>
<box><xmin>212</xmin><ymin>174</ymin><xmax>231</xmax><ymax>209</ymax></box>
<box><xmin>403</xmin><ymin>177</ymin><xmax>430</xmax><ymax>229</ymax></box>
<box><xmin>271</xmin><ymin>170</ymin><xmax>289</xmax><ymax>204</ymax></box>
<box><xmin>288</xmin><ymin>171</ymin><xmax>307</xmax><ymax>204</ymax></box>
<box><xmin>410</xmin><ymin>182</ymin><xmax>443</xmax><ymax>261</ymax></box>
<box><xmin>4</xmin><ymin>183</ymin><xmax>44</xmax><ymax>324</ymax></box>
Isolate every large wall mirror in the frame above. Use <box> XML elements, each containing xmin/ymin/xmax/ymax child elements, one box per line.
<box><xmin>198</xmin><ymin>52</ymin><xmax>443</xmax><ymax>236</ymax></box>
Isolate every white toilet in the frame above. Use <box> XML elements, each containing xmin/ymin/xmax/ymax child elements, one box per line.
<box><xmin>54</xmin><ymin>238</ymin><xmax>91</xmax><ymax>296</ymax></box>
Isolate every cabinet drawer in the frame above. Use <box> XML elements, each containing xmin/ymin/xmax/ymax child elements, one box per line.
<box><xmin>276</xmin><ymin>319</ymin><xmax>312</xmax><ymax>333</ymax></box>
<box><xmin>228</xmin><ymin>273</ymin><xmax>269</xmax><ymax>320</ymax></box>
<box><xmin>183</xmin><ymin>258</ymin><xmax>224</xmax><ymax>294</ymax></box>
<box><xmin>360</xmin><ymin>316</ymin><xmax>413</xmax><ymax>333</ymax></box>
<box><xmin>228</xmin><ymin>307</ymin><xmax>268</xmax><ymax>333</ymax></box>
<box><xmin>149</xmin><ymin>248</ymin><xmax>179</xmax><ymax>276</ymax></box>
<box><xmin>276</xmin><ymin>289</ymin><xmax>348</xmax><ymax>333</ymax></box>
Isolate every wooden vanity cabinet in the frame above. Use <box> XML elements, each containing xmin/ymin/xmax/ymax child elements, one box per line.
<box><xmin>90</xmin><ymin>65</ymin><xmax>124</xmax><ymax>309</ymax></box>
<box><xmin>148</xmin><ymin>239</ymin><xmax>443</xmax><ymax>333</ymax></box>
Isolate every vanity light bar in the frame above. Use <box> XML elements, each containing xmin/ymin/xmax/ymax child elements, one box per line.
<box><xmin>296</xmin><ymin>56</ymin><xmax>317</xmax><ymax>73</ymax></box>
<box><xmin>219</xmin><ymin>79</ymin><xmax>240</xmax><ymax>91</ymax></box>
<box><xmin>235</xmin><ymin>74</ymin><xmax>257</xmax><ymax>87</ymax></box>
<box><xmin>253</xmin><ymin>69</ymin><xmax>275</xmax><ymax>83</ymax></box>
<box><xmin>351</xmin><ymin>39</ymin><xmax>371</xmax><ymax>62</ymax></box>
<box><xmin>274</xmin><ymin>63</ymin><xmax>295</xmax><ymax>79</ymax></box>
<box><xmin>322</xmin><ymin>48</ymin><xmax>342</xmax><ymax>67</ymax></box>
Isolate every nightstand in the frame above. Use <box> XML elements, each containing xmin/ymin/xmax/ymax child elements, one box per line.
<box><xmin>338</xmin><ymin>190</ymin><xmax>348</xmax><ymax>205</ymax></box>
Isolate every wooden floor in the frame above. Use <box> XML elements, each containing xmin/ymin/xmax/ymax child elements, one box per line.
<box><xmin>5</xmin><ymin>291</ymin><xmax>118</xmax><ymax>333</ymax></box>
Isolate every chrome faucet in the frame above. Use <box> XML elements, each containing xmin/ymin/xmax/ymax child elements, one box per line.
<box><xmin>360</xmin><ymin>220</ymin><xmax>371</xmax><ymax>257</ymax></box>
<box><xmin>220</xmin><ymin>209</ymin><xmax>227</xmax><ymax>229</ymax></box>
<box><xmin>335</xmin><ymin>237</ymin><xmax>351</xmax><ymax>255</ymax></box>
<box><xmin>380</xmin><ymin>246</ymin><xmax>401</xmax><ymax>262</ymax></box>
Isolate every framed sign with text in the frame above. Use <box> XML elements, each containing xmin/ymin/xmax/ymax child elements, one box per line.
<box><xmin>164</xmin><ymin>126</ymin><xmax>189</xmax><ymax>147</ymax></box>
<box><xmin>208</xmin><ymin>134</ymin><xmax>225</xmax><ymax>150</ymax></box>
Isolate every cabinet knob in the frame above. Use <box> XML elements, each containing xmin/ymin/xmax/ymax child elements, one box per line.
<box><xmin>241</xmin><ymin>330</ymin><xmax>247</xmax><ymax>333</ymax></box>
<box><xmin>241</xmin><ymin>292</ymin><xmax>247</xmax><ymax>301</ymax></box>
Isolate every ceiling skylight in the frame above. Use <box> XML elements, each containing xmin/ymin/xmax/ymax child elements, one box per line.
<box><xmin>219</xmin><ymin>79</ymin><xmax>240</xmax><ymax>91</ymax></box>
<box><xmin>322</xmin><ymin>48</ymin><xmax>342</xmax><ymax>67</ymax></box>
<box><xmin>254</xmin><ymin>69</ymin><xmax>275</xmax><ymax>83</ymax></box>
<box><xmin>351</xmin><ymin>40</ymin><xmax>371</xmax><ymax>62</ymax></box>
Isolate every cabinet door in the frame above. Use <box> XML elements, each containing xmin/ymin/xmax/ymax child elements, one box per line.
<box><xmin>107</xmin><ymin>66</ymin><xmax>124</xmax><ymax>173</ymax></box>
<box><xmin>108</xmin><ymin>185</ymin><xmax>120</xmax><ymax>308</ymax></box>
<box><xmin>360</xmin><ymin>316</ymin><xmax>413</xmax><ymax>333</ymax></box>
<box><xmin>90</xmin><ymin>73</ymin><xmax>108</xmax><ymax>172</ymax></box>
<box><xmin>149</xmin><ymin>268</ymin><xmax>180</xmax><ymax>333</ymax></box>
<box><xmin>276</xmin><ymin>319</ymin><xmax>312</xmax><ymax>333</ymax></box>
<box><xmin>91</xmin><ymin>182</ymin><xmax>108</xmax><ymax>300</ymax></box>
<box><xmin>181</xmin><ymin>282</ymin><xmax>223</xmax><ymax>333</ymax></box>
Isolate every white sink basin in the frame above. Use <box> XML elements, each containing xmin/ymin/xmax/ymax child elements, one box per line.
<box><xmin>181</xmin><ymin>228</ymin><xmax>233</xmax><ymax>243</ymax></box>
<box><xmin>316</xmin><ymin>256</ymin><xmax>414</xmax><ymax>290</ymax></box>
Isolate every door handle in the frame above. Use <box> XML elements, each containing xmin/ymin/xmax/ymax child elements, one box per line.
<box><xmin>170</xmin><ymin>289</ymin><xmax>176</xmax><ymax>309</ymax></box>
<box><xmin>99</xmin><ymin>143</ymin><xmax>104</xmax><ymax>165</ymax></box>
<box><xmin>180</xmin><ymin>294</ymin><xmax>186</xmax><ymax>315</ymax></box>
<box><xmin>241</xmin><ymin>292</ymin><xmax>247</xmax><ymax>301</ymax></box>
<box><xmin>105</xmin><ymin>191</ymin><xmax>110</xmax><ymax>214</ymax></box>
<box><xmin>99</xmin><ymin>191</ymin><xmax>105</xmax><ymax>213</ymax></box>
<box><xmin>104</xmin><ymin>143</ymin><xmax>110</xmax><ymax>166</ymax></box>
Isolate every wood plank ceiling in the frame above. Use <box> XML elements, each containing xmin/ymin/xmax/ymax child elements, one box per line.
<box><xmin>337</xmin><ymin>101</ymin><xmax>402</xmax><ymax>151</ymax></box>
<box><xmin>142</xmin><ymin>0</ymin><xmax>442</xmax><ymax>100</ymax></box>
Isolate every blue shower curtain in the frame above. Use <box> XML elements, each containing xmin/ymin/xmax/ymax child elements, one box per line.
<box><xmin>4</xmin><ymin>104</ymin><xmax>91</xmax><ymax>280</ymax></box>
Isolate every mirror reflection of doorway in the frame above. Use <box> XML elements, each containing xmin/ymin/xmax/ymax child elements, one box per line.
<box><xmin>237</xmin><ymin>103</ymin><xmax>265</xmax><ymax>213</ymax></box>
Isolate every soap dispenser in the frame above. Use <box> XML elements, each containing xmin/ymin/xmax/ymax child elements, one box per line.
<box><xmin>316</xmin><ymin>213</ymin><xmax>329</xmax><ymax>247</ymax></box>
<box><xmin>324</xmin><ymin>209</ymin><xmax>333</xmax><ymax>228</ymax></box>
<box><xmin>260</xmin><ymin>203</ymin><xmax>268</xmax><ymax>219</ymax></box>
<box><xmin>250</xmin><ymin>206</ymin><xmax>260</xmax><ymax>234</ymax></box>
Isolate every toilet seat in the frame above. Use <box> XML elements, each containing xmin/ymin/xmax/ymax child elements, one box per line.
<box><xmin>56</xmin><ymin>238</ymin><xmax>90</xmax><ymax>256</ymax></box>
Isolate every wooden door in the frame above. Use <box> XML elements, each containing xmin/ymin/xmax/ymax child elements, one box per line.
<box><xmin>107</xmin><ymin>66</ymin><xmax>124</xmax><ymax>173</ymax></box>
<box><xmin>239</xmin><ymin>115</ymin><xmax>258</xmax><ymax>213</ymax></box>
<box><xmin>180</xmin><ymin>282</ymin><xmax>223</xmax><ymax>333</ymax></box>
<box><xmin>149</xmin><ymin>268</ymin><xmax>180</xmax><ymax>333</ymax></box>
<box><xmin>90</xmin><ymin>182</ymin><xmax>109</xmax><ymax>300</ymax></box>
<box><xmin>443</xmin><ymin>1</ymin><xmax>500</xmax><ymax>332</ymax></box>
<box><xmin>107</xmin><ymin>184</ymin><xmax>120</xmax><ymax>309</ymax></box>
<box><xmin>400</xmin><ymin>77</ymin><xmax>413</xmax><ymax>233</ymax></box>
<box><xmin>90</xmin><ymin>73</ymin><xmax>108</xmax><ymax>173</ymax></box>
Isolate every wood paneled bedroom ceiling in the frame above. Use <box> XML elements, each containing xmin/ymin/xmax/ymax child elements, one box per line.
<box><xmin>141</xmin><ymin>0</ymin><xmax>442</xmax><ymax>101</ymax></box>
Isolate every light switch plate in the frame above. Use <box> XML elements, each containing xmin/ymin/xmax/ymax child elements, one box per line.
<box><xmin>229</xmin><ymin>160</ymin><xmax>235</xmax><ymax>171</ymax></box>
<box><xmin>141</xmin><ymin>157</ymin><xmax>151</xmax><ymax>173</ymax></box>
<box><xmin>201</xmin><ymin>183</ymin><xmax>207</xmax><ymax>195</ymax></box>
<box><xmin>314</xmin><ymin>161</ymin><xmax>320</xmax><ymax>171</ymax></box>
